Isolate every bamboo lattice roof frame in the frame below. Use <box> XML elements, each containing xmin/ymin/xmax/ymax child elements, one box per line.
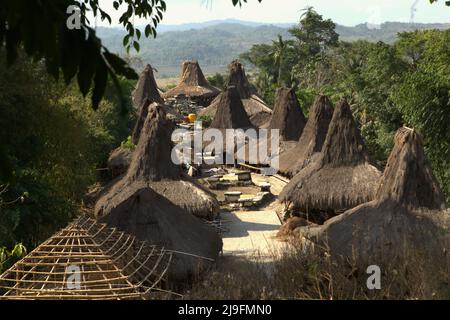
<box><xmin>0</xmin><ymin>217</ymin><xmax>172</xmax><ymax>300</ymax></box>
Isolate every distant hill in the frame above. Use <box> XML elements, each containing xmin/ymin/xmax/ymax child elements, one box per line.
<box><xmin>336</xmin><ymin>22</ymin><xmax>449</xmax><ymax>43</ymax></box>
<box><xmin>155</xmin><ymin>19</ymin><xmax>295</xmax><ymax>32</ymax></box>
<box><xmin>97</xmin><ymin>20</ymin><xmax>449</xmax><ymax>78</ymax></box>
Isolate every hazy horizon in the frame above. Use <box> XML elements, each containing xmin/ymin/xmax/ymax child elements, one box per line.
<box><xmin>90</xmin><ymin>0</ymin><xmax>450</xmax><ymax>28</ymax></box>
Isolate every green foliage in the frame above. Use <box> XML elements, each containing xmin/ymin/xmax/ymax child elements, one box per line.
<box><xmin>429</xmin><ymin>0</ymin><xmax>450</xmax><ymax>6</ymax></box>
<box><xmin>0</xmin><ymin>0</ymin><xmax>258</xmax><ymax>114</ymax></box>
<box><xmin>0</xmin><ymin>0</ymin><xmax>142</xmax><ymax>111</ymax></box>
<box><xmin>198</xmin><ymin>115</ymin><xmax>213</xmax><ymax>128</ymax></box>
<box><xmin>207</xmin><ymin>73</ymin><xmax>228</xmax><ymax>90</ymax></box>
<box><xmin>289</xmin><ymin>8</ymin><xmax>339</xmax><ymax>58</ymax></box>
<box><xmin>0</xmin><ymin>51</ymin><xmax>133</xmax><ymax>249</ymax></box>
<box><xmin>393</xmin><ymin>29</ymin><xmax>450</xmax><ymax>201</ymax></box>
<box><xmin>232</xmin><ymin>0</ymin><xmax>263</xmax><ymax>7</ymax></box>
<box><xmin>0</xmin><ymin>243</ymin><xmax>27</xmax><ymax>273</ymax></box>
<box><xmin>121</xmin><ymin>136</ymin><xmax>136</xmax><ymax>151</ymax></box>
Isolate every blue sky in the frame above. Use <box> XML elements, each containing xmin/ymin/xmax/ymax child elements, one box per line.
<box><xmin>96</xmin><ymin>0</ymin><xmax>449</xmax><ymax>26</ymax></box>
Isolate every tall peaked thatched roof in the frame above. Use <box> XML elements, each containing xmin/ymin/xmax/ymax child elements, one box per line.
<box><xmin>307</xmin><ymin>127</ymin><xmax>449</xmax><ymax>263</ymax></box>
<box><xmin>278</xmin><ymin>95</ymin><xmax>334</xmax><ymax>177</ymax></box>
<box><xmin>279</xmin><ymin>98</ymin><xmax>382</xmax><ymax>213</ymax></box>
<box><xmin>210</xmin><ymin>86</ymin><xmax>253</xmax><ymax>129</ymax></box>
<box><xmin>95</xmin><ymin>103</ymin><xmax>222</xmax><ymax>280</ymax></box>
<box><xmin>126</xmin><ymin>103</ymin><xmax>181</xmax><ymax>182</ymax></box>
<box><xmin>162</xmin><ymin>61</ymin><xmax>220</xmax><ymax>104</ymax></box>
<box><xmin>236</xmin><ymin>88</ymin><xmax>306</xmax><ymax>165</ymax></box>
<box><xmin>96</xmin><ymin>103</ymin><xmax>220</xmax><ymax>219</ymax></box>
<box><xmin>376</xmin><ymin>128</ymin><xmax>446</xmax><ymax>209</ymax></box>
<box><xmin>227</xmin><ymin>60</ymin><xmax>255</xmax><ymax>99</ymax></box>
<box><xmin>267</xmin><ymin>87</ymin><xmax>306</xmax><ymax>141</ymax></box>
<box><xmin>132</xmin><ymin>99</ymin><xmax>151</xmax><ymax>145</ymax></box>
<box><xmin>319</xmin><ymin>99</ymin><xmax>370</xmax><ymax>167</ymax></box>
<box><xmin>132</xmin><ymin>64</ymin><xmax>164</xmax><ymax>109</ymax></box>
<box><xmin>198</xmin><ymin>61</ymin><xmax>272</xmax><ymax>127</ymax></box>
<box><xmin>107</xmin><ymin>98</ymin><xmax>174</xmax><ymax>178</ymax></box>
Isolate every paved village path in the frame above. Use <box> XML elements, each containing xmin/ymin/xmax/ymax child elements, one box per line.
<box><xmin>221</xmin><ymin>174</ymin><xmax>289</xmax><ymax>260</ymax></box>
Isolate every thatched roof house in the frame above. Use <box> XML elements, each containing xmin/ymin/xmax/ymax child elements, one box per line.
<box><xmin>95</xmin><ymin>104</ymin><xmax>222</xmax><ymax>280</ymax></box>
<box><xmin>237</xmin><ymin>88</ymin><xmax>306</xmax><ymax>165</ymax></box>
<box><xmin>308</xmin><ymin>127</ymin><xmax>449</xmax><ymax>263</ymax></box>
<box><xmin>162</xmin><ymin>60</ymin><xmax>220</xmax><ymax>105</ymax></box>
<box><xmin>278</xmin><ymin>95</ymin><xmax>334</xmax><ymax>177</ymax></box>
<box><xmin>199</xmin><ymin>60</ymin><xmax>272</xmax><ymax>127</ymax></box>
<box><xmin>98</xmin><ymin>103</ymin><xmax>220</xmax><ymax>219</ymax></box>
<box><xmin>266</xmin><ymin>87</ymin><xmax>306</xmax><ymax>141</ymax></box>
<box><xmin>209</xmin><ymin>86</ymin><xmax>253</xmax><ymax>130</ymax></box>
<box><xmin>107</xmin><ymin>97</ymin><xmax>180</xmax><ymax>178</ymax></box>
<box><xmin>132</xmin><ymin>64</ymin><xmax>164</xmax><ymax>110</ymax></box>
<box><xmin>279</xmin><ymin>98</ymin><xmax>382</xmax><ymax>214</ymax></box>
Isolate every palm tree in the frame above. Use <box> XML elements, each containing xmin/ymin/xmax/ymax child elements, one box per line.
<box><xmin>271</xmin><ymin>35</ymin><xmax>288</xmax><ymax>86</ymax></box>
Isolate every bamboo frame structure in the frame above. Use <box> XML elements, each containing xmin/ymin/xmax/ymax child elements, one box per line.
<box><xmin>0</xmin><ymin>217</ymin><xmax>172</xmax><ymax>300</ymax></box>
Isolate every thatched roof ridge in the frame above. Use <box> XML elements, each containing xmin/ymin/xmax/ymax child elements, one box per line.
<box><xmin>200</xmin><ymin>96</ymin><xmax>272</xmax><ymax>128</ymax></box>
<box><xmin>132</xmin><ymin>64</ymin><xmax>164</xmax><ymax>109</ymax></box>
<box><xmin>279</xmin><ymin>98</ymin><xmax>381</xmax><ymax>212</ymax></box>
<box><xmin>132</xmin><ymin>99</ymin><xmax>151</xmax><ymax>145</ymax></box>
<box><xmin>376</xmin><ymin>127</ymin><xmax>446</xmax><ymax>210</ymax></box>
<box><xmin>319</xmin><ymin>98</ymin><xmax>369</xmax><ymax>167</ymax></box>
<box><xmin>127</xmin><ymin>103</ymin><xmax>181</xmax><ymax>182</ymax></box>
<box><xmin>227</xmin><ymin>60</ymin><xmax>255</xmax><ymax>99</ymax></box>
<box><xmin>210</xmin><ymin>86</ymin><xmax>253</xmax><ymax>129</ymax></box>
<box><xmin>267</xmin><ymin>87</ymin><xmax>306</xmax><ymax>141</ymax></box>
<box><xmin>198</xmin><ymin>61</ymin><xmax>272</xmax><ymax>127</ymax></box>
<box><xmin>278</xmin><ymin>95</ymin><xmax>334</xmax><ymax>177</ymax></box>
<box><xmin>96</xmin><ymin>103</ymin><xmax>220</xmax><ymax>219</ymax></box>
<box><xmin>162</xmin><ymin>61</ymin><xmax>220</xmax><ymax>103</ymax></box>
<box><xmin>180</xmin><ymin>60</ymin><xmax>209</xmax><ymax>86</ymax></box>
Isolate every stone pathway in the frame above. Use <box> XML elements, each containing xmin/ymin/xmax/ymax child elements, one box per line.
<box><xmin>221</xmin><ymin>209</ymin><xmax>285</xmax><ymax>260</ymax></box>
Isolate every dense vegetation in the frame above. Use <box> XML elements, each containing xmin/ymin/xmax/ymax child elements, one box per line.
<box><xmin>0</xmin><ymin>52</ymin><xmax>135</xmax><ymax>271</ymax></box>
<box><xmin>239</xmin><ymin>8</ymin><xmax>449</xmax><ymax>202</ymax></box>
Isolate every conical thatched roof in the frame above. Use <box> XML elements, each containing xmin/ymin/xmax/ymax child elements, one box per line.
<box><xmin>210</xmin><ymin>86</ymin><xmax>253</xmax><ymax>129</ymax></box>
<box><xmin>308</xmin><ymin>127</ymin><xmax>449</xmax><ymax>263</ymax></box>
<box><xmin>107</xmin><ymin>98</ymin><xmax>167</xmax><ymax>179</ymax></box>
<box><xmin>132</xmin><ymin>99</ymin><xmax>151</xmax><ymax>145</ymax></box>
<box><xmin>266</xmin><ymin>87</ymin><xmax>306</xmax><ymax>141</ymax></box>
<box><xmin>162</xmin><ymin>61</ymin><xmax>220</xmax><ymax>105</ymax></box>
<box><xmin>198</xmin><ymin>60</ymin><xmax>272</xmax><ymax>127</ymax></box>
<box><xmin>376</xmin><ymin>128</ymin><xmax>446</xmax><ymax>208</ymax></box>
<box><xmin>95</xmin><ymin>103</ymin><xmax>222</xmax><ymax>280</ymax></box>
<box><xmin>278</xmin><ymin>95</ymin><xmax>334</xmax><ymax>177</ymax></box>
<box><xmin>279</xmin><ymin>98</ymin><xmax>382</xmax><ymax>213</ymax></box>
<box><xmin>236</xmin><ymin>88</ymin><xmax>306</xmax><ymax>165</ymax></box>
<box><xmin>100</xmin><ymin>186</ymin><xmax>221</xmax><ymax>282</ymax></box>
<box><xmin>132</xmin><ymin>64</ymin><xmax>164</xmax><ymax>109</ymax></box>
<box><xmin>96</xmin><ymin>103</ymin><xmax>220</xmax><ymax>219</ymax></box>
<box><xmin>227</xmin><ymin>59</ymin><xmax>255</xmax><ymax>99</ymax></box>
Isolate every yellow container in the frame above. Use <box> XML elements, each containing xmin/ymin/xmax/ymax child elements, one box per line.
<box><xmin>188</xmin><ymin>114</ymin><xmax>197</xmax><ymax>123</ymax></box>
